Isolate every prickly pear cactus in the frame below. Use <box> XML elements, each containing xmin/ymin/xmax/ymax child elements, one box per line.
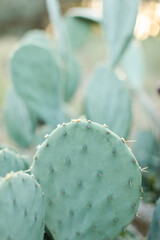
<box><xmin>85</xmin><ymin>66</ymin><xmax>132</xmax><ymax>138</ymax></box>
<box><xmin>0</xmin><ymin>171</ymin><xmax>45</xmax><ymax>240</ymax></box>
<box><xmin>0</xmin><ymin>148</ymin><xmax>29</xmax><ymax>177</ymax></box>
<box><xmin>148</xmin><ymin>198</ymin><xmax>160</xmax><ymax>240</ymax></box>
<box><xmin>32</xmin><ymin>119</ymin><xmax>142</xmax><ymax>240</ymax></box>
<box><xmin>10</xmin><ymin>42</ymin><xmax>63</xmax><ymax>125</ymax></box>
<box><xmin>4</xmin><ymin>88</ymin><xmax>36</xmax><ymax>148</ymax></box>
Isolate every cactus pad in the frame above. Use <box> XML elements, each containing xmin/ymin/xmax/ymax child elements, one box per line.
<box><xmin>0</xmin><ymin>148</ymin><xmax>29</xmax><ymax>177</ymax></box>
<box><xmin>103</xmin><ymin>0</ymin><xmax>139</xmax><ymax>67</ymax></box>
<box><xmin>0</xmin><ymin>171</ymin><xmax>45</xmax><ymax>240</ymax></box>
<box><xmin>10</xmin><ymin>42</ymin><xmax>63</xmax><ymax>125</ymax></box>
<box><xmin>85</xmin><ymin>66</ymin><xmax>132</xmax><ymax>138</ymax></box>
<box><xmin>32</xmin><ymin>120</ymin><xmax>142</xmax><ymax>240</ymax></box>
<box><xmin>4</xmin><ymin>88</ymin><xmax>36</xmax><ymax>148</ymax></box>
<box><xmin>121</xmin><ymin>41</ymin><xmax>144</xmax><ymax>90</ymax></box>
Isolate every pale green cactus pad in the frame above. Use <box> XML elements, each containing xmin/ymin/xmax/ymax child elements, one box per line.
<box><xmin>148</xmin><ymin>198</ymin><xmax>160</xmax><ymax>240</ymax></box>
<box><xmin>85</xmin><ymin>66</ymin><xmax>132</xmax><ymax>138</ymax></box>
<box><xmin>0</xmin><ymin>148</ymin><xmax>29</xmax><ymax>177</ymax></box>
<box><xmin>0</xmin><ymin>171</ymin><xmax>45</xmax><ymax>240</ymax></box>
<box><xmin>121</xmin><ymin>40</ymin><xmax>145</xmax><ymax>90</ymax></box>
<box><xmin>10</xmin><ymin>42</ymin><xmax>63</xmax><ymax>125</ymax></box>
<box><xmin>4</xmin><ymin>88</ymin><xmax>36</xmax><ymax>148</ymax></box>
<box><xmin>103</xmin><ymin>0</ymin><xmax>139</xmax><ymax>67</ymax></box>
<box><xmin>23</xmin><ymin>29</ymin><xmax>80</xmax><ymax>101</ymax></box>
<box><xmin>32</xmin><ymin>120</ymin><xmax>142</xmax><ymax>240</ymax></box>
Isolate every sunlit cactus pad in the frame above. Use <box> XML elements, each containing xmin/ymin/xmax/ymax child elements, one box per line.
<box><xmin>85</xmin><ymin>66</ymin><xmax>132</xmax><ymax>138</ymax></box>
<box><xmin>32</xmin><ymin>120</ymin><xmax>142</xmax><ymax>240</ymax></box>
<box><xmin>0</xmin><ymin>148</ymin><xmax>29</xmax><ymax>177</ymax></box>
<box><xmin>0</xmin><ymin>171</ymin><xmax>45</xmax><ymax>240</ymax></box>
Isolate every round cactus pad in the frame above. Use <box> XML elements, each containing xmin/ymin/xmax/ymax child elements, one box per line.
<box><xmin>0</xmin><ymin>148</ymin><xmax>29</xmax><ymax>177</ymax></box>
<box><xmin>32</xmin><ymin>120</ymin><xmax>142</xmax><ymax>240</ymax></box>
<box><xmin>0</xmin><ymin>171</ymin><xmax>45</xmax><ymax>240</ymax></box>
<box><xmin>10</xmin><ymin>43</ymin><xmax>63</xmax><ymax>125</ymax></box>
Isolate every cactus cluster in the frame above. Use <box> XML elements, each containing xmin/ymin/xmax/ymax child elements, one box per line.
<box><xmin>2</xmin><ymin>0</ymin><xmax>160</xmax><ymax>239</ymax></box>
<box><xmin>4</xmin><ymin>28</ymin><xmax>80</xmax><ymax>147</ymax></box>
<box><xmin>81</xmin><ymin>0</ymin><xmax>140</xmax><ymax>139</ymax></box>
<box><xmin>0</xmin><ymin>120</ymin><xmax>142</xmax><ymax>240</ymax></box>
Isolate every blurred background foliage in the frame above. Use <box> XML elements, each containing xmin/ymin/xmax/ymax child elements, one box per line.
<box><xmin>1</xmin><ymin>0</ymin><xmax>160</xmax><ymax>104</ymax></box>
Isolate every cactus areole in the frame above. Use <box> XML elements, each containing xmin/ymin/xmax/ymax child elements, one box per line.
<box><xmin>32</xmin><ymin>120</ymin><xmax>142</xmax><ymax>240</ymax></box>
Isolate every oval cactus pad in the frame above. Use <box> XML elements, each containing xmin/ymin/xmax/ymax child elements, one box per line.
<box><xmin>10</xmin><ymin>42</ymin><xmax>63</xmax><ymax>125</ymax></box>
<box><xmin>32</xmin><ymin>120</ymin><xmax>142</xmax><ymax>240</ymax></box>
